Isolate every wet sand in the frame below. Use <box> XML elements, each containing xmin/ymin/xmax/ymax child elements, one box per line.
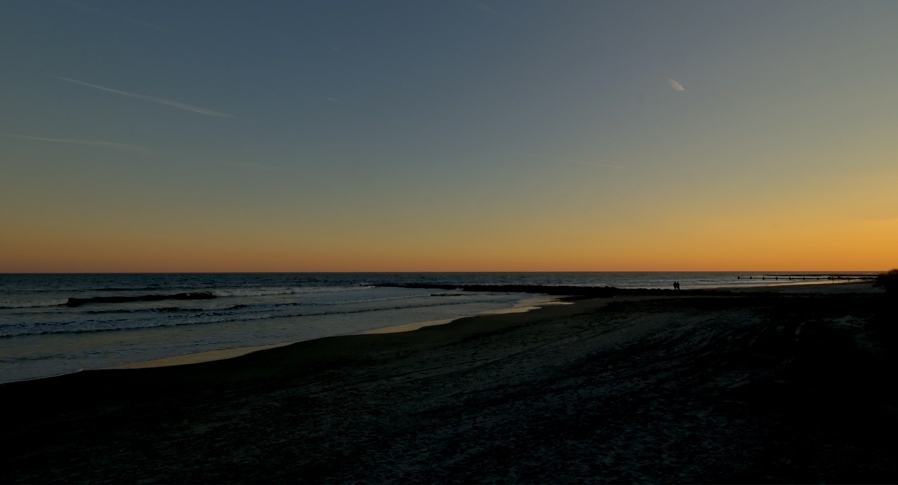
<box><xmin>2</xmin><ymin>282</ymin><xmax>896</xmax><ymax>483</ymax></box>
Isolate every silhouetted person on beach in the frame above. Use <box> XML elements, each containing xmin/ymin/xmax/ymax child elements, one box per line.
<box><xmin>673</xmin><ymin>281</ymin><xmax>680</xmax><ymax>290</ymax></box>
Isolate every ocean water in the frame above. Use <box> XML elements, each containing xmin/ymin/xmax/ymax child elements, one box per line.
<box><xmin>0</xmin><ymin>272</ymin><xmax>872</xmax><ymax>384</ymax></box>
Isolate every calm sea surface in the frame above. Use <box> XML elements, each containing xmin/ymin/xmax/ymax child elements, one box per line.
<box><xmin>0</xmin><ymin>272</ymin><xmax>872</xmax><ymax>383</ymax></box>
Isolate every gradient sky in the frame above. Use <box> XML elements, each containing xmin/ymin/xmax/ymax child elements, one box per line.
<box><xmin>2</xmin><ymin>0</ymin><xmax>896</xmax><ymax>272</ymax></box>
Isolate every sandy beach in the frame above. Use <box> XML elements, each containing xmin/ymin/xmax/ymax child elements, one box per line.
<box><xmin>2</xmin><ymin>282</ymin><xmax>896</xmax><ymax>483</ymax></box>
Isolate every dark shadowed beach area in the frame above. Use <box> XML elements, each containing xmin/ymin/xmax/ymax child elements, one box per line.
<box><xmin>2</xmin><ymin>282</ymin><xmax>897</xmax><ymax>483</ymax></box>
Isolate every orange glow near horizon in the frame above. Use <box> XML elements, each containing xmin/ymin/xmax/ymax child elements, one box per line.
<box><xmin>3</xmin><ymin>215</ymin><xmax>894</xmax><ymax>273</ymax></box>
<box><xmin>3</xmin><ymin>164</ymin><xmax>895</xmax><ymax>273</ymax></box>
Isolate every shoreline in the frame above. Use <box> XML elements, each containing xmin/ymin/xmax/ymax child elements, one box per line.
<box><xmin>93</xmin><ymin>282</ymin><xmax>874</xmax><ymax>372</ymax></box>
<box><xmin>107</xmin><ymin>342</ymin><xmax>295</xmax><ymax>369</ymax></box>
<box><xmin>2</xmin><ymin>281</ymin><xmax>893</xmax><ymax>483</ymax></box>
<box><xmin>101</xmin><ymin>295</ymin><xmax>571</xmax><ymax>371</ymax></box>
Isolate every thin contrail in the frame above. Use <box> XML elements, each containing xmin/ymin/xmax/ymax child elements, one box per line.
<box><xmin>57</xmin><ymin>76</ymin><xmax>237</xmax><ymax>119</ymax></box>
<box><xmin>2</xmin><ymin>133</ymin><xmax>146</xmax><ymax>151</ymax></box>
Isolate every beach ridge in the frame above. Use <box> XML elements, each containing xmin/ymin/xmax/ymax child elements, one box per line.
<box><xmin>2</xmin><ymin>282</ymin><xmax>894</xmax><ymax>483</ymax></box>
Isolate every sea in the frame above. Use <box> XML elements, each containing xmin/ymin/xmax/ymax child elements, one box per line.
<box><xmin>0</xmin><ymin>272</ymin><xmax>874</xmax><ymax>384</ymax></box>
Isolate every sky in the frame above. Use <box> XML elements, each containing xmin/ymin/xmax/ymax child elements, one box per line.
<box><xmin>1</xmin><ymin>0</ymin><xmax>897</xmax><ymax>272</ymax></box>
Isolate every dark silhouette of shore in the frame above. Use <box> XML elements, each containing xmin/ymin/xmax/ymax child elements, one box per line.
<box><xmin>1</xmin><ymin>282</ymin><xmax>895</xmax><ymax>483</ymax></box>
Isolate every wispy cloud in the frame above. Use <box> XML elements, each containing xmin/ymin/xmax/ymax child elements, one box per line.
<box><xmin>56</xmin><ymin>77</ymin><xmax>237</xmax><ymax>119</ymax></box>
<box><xmin>668</xmin><ymin>78</ymin><xmax>685</xmax><ymax>92</ymax></box>
<box><xmin>2</xmin><ymin>133</ymin><xmax>146</xmax><ymax>152</ymax></box>
<box><xmin>59</xmin><ymin>0</ymin><xmax>167</xmax><ymax>32</ymax></box>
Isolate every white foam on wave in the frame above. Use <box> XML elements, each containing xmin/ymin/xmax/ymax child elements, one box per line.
<box><xmin>0</xmin><ymin>298</ymin><xmax>70</xmax><ymax>309</ymax></box>
<box><xmin>210</xmin><ymin>285</ymin><xmax>368</xmax><ymax>298</ymax></box>
<box><xmin>0</xmin><ymin>292</ymin><xmax>466</xmax><ymax>338</ymax></box>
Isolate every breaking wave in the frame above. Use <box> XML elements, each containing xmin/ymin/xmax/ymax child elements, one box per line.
<box><xmin>0</xmin><ymin>298</ymin><xmax>476</xmax><ymax>338</ymax></box>
<box><xmin>0</xmin><ymin>286</ymin><xmax>373</xmax><ymax>310</ymax></box>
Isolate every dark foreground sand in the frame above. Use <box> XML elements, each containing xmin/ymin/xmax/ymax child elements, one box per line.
<box><xmin>2</xmin><ymin>283</ymin><xmax>897</xmax><ymax>483</ymax></box>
